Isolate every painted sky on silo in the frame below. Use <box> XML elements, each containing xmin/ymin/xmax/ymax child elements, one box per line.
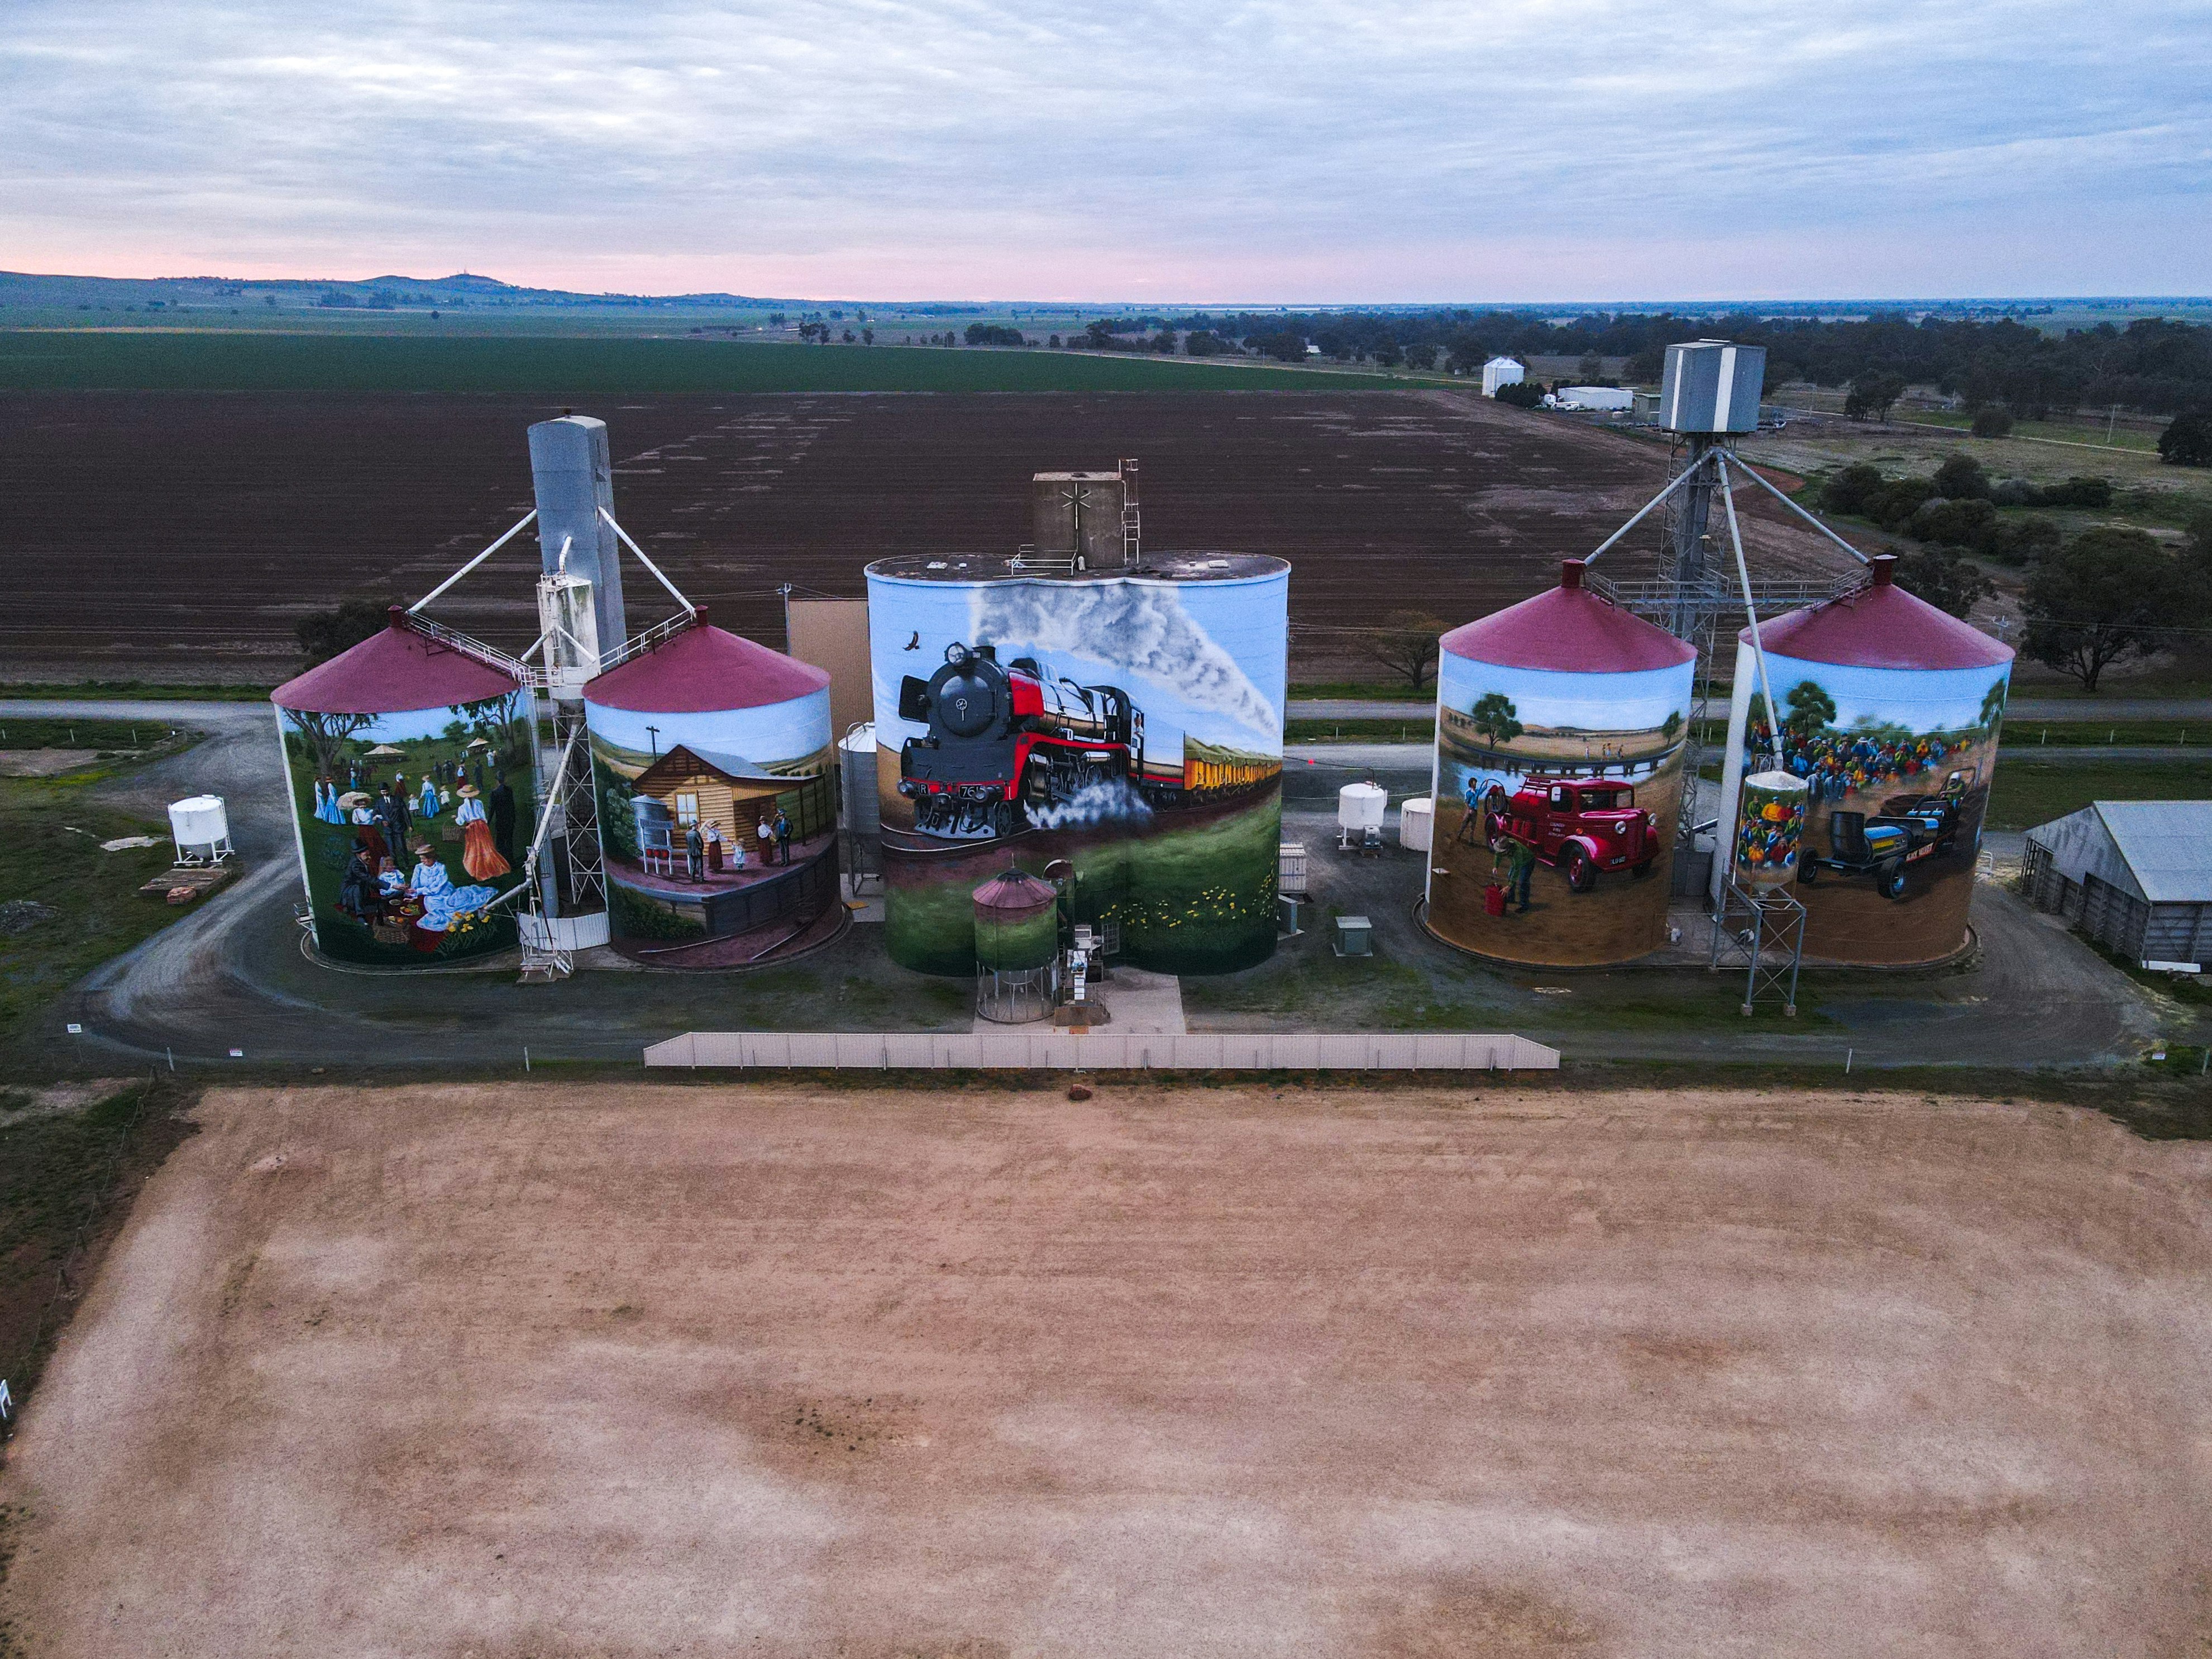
<box><xmin>3</xmin><ymin>0</ymin><xmax>2205</xmax><ymax>299</ymax></box>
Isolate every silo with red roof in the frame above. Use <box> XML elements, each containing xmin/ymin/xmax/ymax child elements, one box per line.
<box><xmin>582</xmin><ymin>609</ymin><xmax>840</xmax><ymax>965</ymax></box>
<box><xmin>1716</xmin><ymin>554</ymin><xmax>2013</xmax><ymax>964</ymax></box>
<box><xmin>1425</xmin><ymin>560</ymin><xmax>1698</xmax><ymax>965</ymax></box>
<box><xmin>271</xmin><ymin>608</ymin><xmax>534</xmax><ymax>964</ymax></box>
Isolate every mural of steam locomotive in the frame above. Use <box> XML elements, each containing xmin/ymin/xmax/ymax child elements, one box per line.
<box><xmin>896</xmin><ymin>643</ymin><xmax>1190</xmax><ymax>839</ymax></box>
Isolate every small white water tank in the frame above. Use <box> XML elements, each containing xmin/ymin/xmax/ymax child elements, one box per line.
<box><xmin>169</xmin><ymin>795</ymin><xmax>232</xmax><ymax>863</ymax></box>
<box><xmin>1337</xmin><ymin>782</ymin><xmax>1386</xmax><ymax>833</ymax></box>
<box><xmin>1399</xmin><ymin>796</ymin><xmax>1434</xmax><ymax>851</ymax></box>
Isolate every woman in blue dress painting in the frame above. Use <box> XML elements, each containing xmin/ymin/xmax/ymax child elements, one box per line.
<box><xmin>390</xmin><ymin>843</ymin><xmax>497</xmax><ymax>936</ymax></box>
<box><xmin>418</xmin><ymin>773</ymin><xmax>442</xmax><ymax>819</ymax></box>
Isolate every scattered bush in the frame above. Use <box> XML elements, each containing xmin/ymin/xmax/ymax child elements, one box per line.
<box><xmin>1931</xmin><ymin>453</ymin><xmax>1991</xmax><ymax>500</ymax></box>
<box><xmin>1493</xmin><ymin>380</ymin><xmax>1546</xmax><ymax>409</ymax></box>
<box><xmin>2161</xmin><ymin>411</ymin><xmax>2212</xmax><ymax>467</ymax></box>
<box><xmin>1970</xmin><ymin>406</ymin><xmax>2015</xmax><ymax>438</ymax></box>
<box><xmin>1893</xmin><ymin>546</ymin><xmax>1994</xmax><ymax>619</ymax></box>
<box><xmin>963</xmin><ymin>324</ymin><xmax>1028</xmax><ymax>348</ymax></box>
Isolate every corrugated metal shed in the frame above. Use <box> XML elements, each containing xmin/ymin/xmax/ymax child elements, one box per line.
<box><xmin>2022</xmin><ymin>799</ymin><xmax>2212</xmax><ymax>965</ymax></box>
<box><xmin>2093</xmin><ymin>801</ymin><xmax>2212</xmax><ymax>903</ymax></box>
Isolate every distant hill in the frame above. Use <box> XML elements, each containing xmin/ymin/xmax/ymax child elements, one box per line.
<box><xmin>0</xmin><ymin>269</ymin><xmax>792</xmax><ymax>315</ymax></box>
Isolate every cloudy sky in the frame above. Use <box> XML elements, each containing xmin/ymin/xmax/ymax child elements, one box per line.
<box><xmin>6</xmin><ymin>0</ymin><xmax>2209</xmax><ymax>302</ymax></box>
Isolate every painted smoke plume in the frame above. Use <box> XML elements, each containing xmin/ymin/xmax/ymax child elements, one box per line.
<box><xmin>970</xmin><ymin>581</ymin><xmax>1279</xmax><ymax>745</ymax></box>
<box><xmin>1023</xmin><ymin>777</ymin><xmax>1155</xmax><ymax>833</ymax></box>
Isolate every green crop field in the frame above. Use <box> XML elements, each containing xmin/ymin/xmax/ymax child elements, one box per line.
<box><xmin>0</xmin><ymin>331</ymin><xmax>1400</xmax><ymax>395</ymax></box>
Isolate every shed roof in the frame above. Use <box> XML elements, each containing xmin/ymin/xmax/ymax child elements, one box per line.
<box><xmin>634</xmin><ymin>743</ymin><xmax>785</xmax><ymax>791</ymax></box>
<box><xmin>2094</xmin><ymin>801</ymin><xmax>2212</xmax><ymax>904</ymax></box>
<box><xmin>1442</xmin><ymin>560</ymin><xmax>1697</xmax><ymax>675</ymax></box>
<box><xmin>271</xmin><ymin>610</ymin><xmax>523</xmax><ymax>715</ymax></box>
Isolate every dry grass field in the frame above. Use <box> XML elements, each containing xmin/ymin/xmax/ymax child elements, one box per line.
<box><xmin>3</xmin><ymin>1081</ymin><xmax>2208</xmax><ymax>1657</ymax></box>
<box><xmin>1</xmin><ymin>388</ymin><xmax>1850</xmax><ymax>682</ymax></box>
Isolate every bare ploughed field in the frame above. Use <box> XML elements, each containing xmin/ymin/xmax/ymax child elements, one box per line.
<box><xmin>6</xmin><ymin>1084</ymin><xmax>2209</xmax><ymax>1657</ymax></box>
<box><xmin>1</xmin><ymin>389</ymin><xmax>1847</xmax><ymax>680</ymax></box>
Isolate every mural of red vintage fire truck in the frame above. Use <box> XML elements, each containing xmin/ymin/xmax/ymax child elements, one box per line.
<box><xmin>1469</xmin><ymin>773</ymin><xmax>1663</xmax><ymax>891</ymax></box>
<box><xmin>897</xmin><ymin>642</ymin><xmax>1186</xmax><ymax>840</ymax></box>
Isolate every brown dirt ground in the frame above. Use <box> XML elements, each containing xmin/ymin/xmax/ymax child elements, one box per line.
<box><xmin>7</xmin><ymin>1083</ymin><xmax>2208</xmax><ymax>1658</ymax></box>
<box><xmin>0</xmin><ymin>390</ymin><xmax>1851</xmax><ymax>682</ymax></box>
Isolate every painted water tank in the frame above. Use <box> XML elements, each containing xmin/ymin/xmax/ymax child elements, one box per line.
<box><xmin>271</xmin><ymin>608</ymin><xmax>533</xmax><ymax>964</ymax></box>
<box><xmin>582</xmin><ymin>609</ymin><xmax>837</xmax><ymax>966</ymax></box>
<box><xmin>867</xmin><ymin>550</ymin><xmax>1289</xmax><ymax>977</ymax></box>
<box><xmin>1715</xmin><ymin>555</ymin><xmax>2013</xmax><ymax>964</ymax></box>
<box><xmin>1426</xmin><ymin>560</ymin><xmax>1698</xmax><ymax>966</ymax></box>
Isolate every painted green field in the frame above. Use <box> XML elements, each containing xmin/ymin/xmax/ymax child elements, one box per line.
<box><xmin>0</xmin><ymin>331</ymin><xmax>1397</xmax><ymax>394</ymax></box>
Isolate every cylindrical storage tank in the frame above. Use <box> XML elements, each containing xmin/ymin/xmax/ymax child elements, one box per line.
<box><xmin>1399</xmin><ymin>797</ymin><xmax>1434</xmax><ymax>852</ymax></box>
<box><xmin>1716</xmin><ymin>556</ymin><xmax>2013</xmax><ymax>964</ymax></box>
<box><xmin>1427</xmin><ymin>560</ymin><xmax>1697</xmax><ymax>965</ymax></box>
<box><xmin>1733</xmin><ymin>771</ymin><xmax>1809</xmax><ymax>891</ymax></box>
<box><xmin>973</xmin><ymin>867</ymin><xmax>1060</xmax><ymax>970</ymax></box>
<box><xmin>839</xmin><ymin>721</ymin><xmax>880</xmax><ymax>885</ymax></box>
<box><xmin>1338</xmin><ymin>782</ymin><xmax>1386</xmax><ymax>838</ymax></box>
<box><xmin>866</xmin><ymin>551</ymin><xmax>1290</xmax><ymax>977</ymax></box>
<box><xmin>271</xmin><ymin>608</ymin><xmax>533</xmax><ymax>964</ymax></box>
<box><xmin>582</xmin><ymin>609</ymin><xmax>838</xmax><ymax>967</ymax></box>
<box><xmin>168</xmin><ymin>795</ymin><xmax>231</xmax><ymax>862</ymax></box>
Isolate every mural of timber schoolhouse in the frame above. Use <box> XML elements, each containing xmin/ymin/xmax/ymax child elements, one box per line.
<box><xmin>1425</xmin><ymin>562</ymin><xmax>1697</xmax><ymax>967</ymax></box>
<box><xmin>1716</xmin><ymin>556</ymin><xmax>2014</xmax><ymax>965</ymax></box>
<box><xmin>866</xmin><ymin>552</ymin><xmax>1289</xmax><ymax>977</ymax></box>
<box><xmin>582</xmin><ymin>616</ymin><xmax>841</xmax><ymax>967</ymax></box>
<box><xmin>272</xmin><ymin>610</ymin><xmax>536</xmax><ymax>965</ymax></box>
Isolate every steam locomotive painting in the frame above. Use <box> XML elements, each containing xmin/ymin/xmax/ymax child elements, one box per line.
<box><xmin>897</xmin><ymin>643</ymin><xmax>1186</xmax><ymax>839</ymax></box>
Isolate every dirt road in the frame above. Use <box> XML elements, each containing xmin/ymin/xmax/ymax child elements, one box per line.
<box><xmin>5</xmin><ymin>1083</ymin><xmax>2208</xmax><ymax>1656</ymax></box>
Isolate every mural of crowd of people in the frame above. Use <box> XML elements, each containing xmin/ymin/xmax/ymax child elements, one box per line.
<box><xmin>1722</xmin><ymin>651</ymin><xmax>2012</xmax><ymax>963</ymax></box>
<box><xmin>279</xmin><ymin>694</ymin><xmax>536</xmax><ymax>963</ymax></box>
<box><xmin>1426</xmin><ymin>653</ymin><xmax>1694</xmax><ymax>967</ymax></box>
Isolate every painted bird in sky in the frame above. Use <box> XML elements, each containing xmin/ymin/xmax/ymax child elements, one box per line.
<box><xmin>903</xmin><ymin>630</ymin><xmax>920</xmax><ymax>650</ymax></box>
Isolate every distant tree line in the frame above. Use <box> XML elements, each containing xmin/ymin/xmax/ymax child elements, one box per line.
<box><xmin>1067</xmin><ymin>308</ymin><xmax>2212</xmax><ymax>419</ymax></box>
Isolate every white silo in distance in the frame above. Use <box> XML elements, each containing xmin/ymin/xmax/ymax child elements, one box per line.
<box><xmin>1481</xmin><ymin>357</ymin><xmax>1525</xmax><ymax>398</ymax></box>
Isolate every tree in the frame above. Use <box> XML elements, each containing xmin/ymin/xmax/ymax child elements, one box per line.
<box><xmin>295</xmin><ymin>597</ymin><xmax>396</xmax><ymax>667</ymax></box>
<box><xmin>1493</xmin><ymin>380</ymin><xmax>1545</xmax><ymax>409</ymax></box>
<box><xmin>1470</xmin><ymin>691</ymin><xmax>1523</xmax><ymax>748</ymax></box>
<box><xmin>1783</xmin><ymin>679</ymin><xmax>1836</xmax><ymax>739</ymax></box>
<box><xmin>2160</xmin><ymin>411</ymin><xmax>2212</xmax><ymax>466</ymax></box>
<box><xmin>1183</xmin><ymin>330</ymin><xmax>1222</xmax><ymax>357</ymax></box>
<box><xmin>1576</xmin><ymin>351</ymin><xmax>1603</xmax><ymax>382</ymax></box>
<box><xmin>1360</xmin><ymin>610</ymin><xmax>1446</xmax><ymax>691</ymax></box>
<box><xmin>1979</xmin><ymin>678</ymin><xmax>2008</xmax><ymax>734</ymax></box>
<box><xmin>2024</xmin><ymin>527</ymin><xmax>2206</xmax><ymax>690</ymax></box>
<box><xmin>1932</xmin><ymin>453</ymin><xmax>1991</xmax><ymax>500</ymax></box>
<box><xmin>286</xmin><ymin>709</ymin><xmax>375</xmax><ymax>778</ymax></box>
<box><xmin>1843</xmin><ymin>373</ymin><xmax>1908</xmax><ymax>422</ymax></box>
<box><xmin>1971</xmin><ymin>407</ymin><xmax>2014</xmax><ymax>438</ymax></box>
<box><xmin>1894</xmin><ymin>546</ymin><xmax>1995</xmax><ymax>619</ymax></box>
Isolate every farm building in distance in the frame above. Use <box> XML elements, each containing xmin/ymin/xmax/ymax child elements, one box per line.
<box><xmin>1480</xmin><ymin>356</ymin><xmax>1525</xmax><ymax>397</ymax></box>
<box><xmin>2022</xmin><ymin>801</ymin><xmax>2212</xmax><ymax>968</ymax></box>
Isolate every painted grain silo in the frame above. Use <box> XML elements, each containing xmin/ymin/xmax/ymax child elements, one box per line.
<box><xmin>1425</xmin><ymin>560</ymin><xmax>1697</xmax><ymax>966</ymax></box>
<box><xmin>866</xmin><ymin>549</ymin><xmax>1289</xmax><ymax>977</ymax></box>
<box><xmin>1714</xmin><ymin>555</ymin><xmax>2013</xmax><ymax>964</ymax></box>
<box><xmin>581</xmin><ymin>608</ymin><xmax>839</xmax><ymax>965</ymax></box>
<box><xmin>272</xmin><ymin>608</ymin><xmax>534</xmax><ymax>964</ymax></box>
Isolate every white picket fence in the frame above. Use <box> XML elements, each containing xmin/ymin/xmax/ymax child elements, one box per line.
<box><xmin>643</xmin><ymin>1030</ymin><xmax>1559</xmax><ymax>1072</ymax></box>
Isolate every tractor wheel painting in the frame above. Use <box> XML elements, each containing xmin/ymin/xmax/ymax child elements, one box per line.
<box><xmin>868</xmin><ymin>561</ymin><xmax>1288</xmax><ymax>977</ymax></box>
<box><xmin>1427</xmin><ymin>654</ymin><xmax>1693</xmax><ymax>967</ymax></box>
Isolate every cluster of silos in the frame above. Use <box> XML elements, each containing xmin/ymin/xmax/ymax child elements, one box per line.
<box><xmin>581</xmin><ymin>608</ymin><xmax>841</xmax><ymax>965</ymax></box>
<box><xmin>1424</xmin><ymin>560</ymin><xmax>1697</xmax><ymax>966</ymax></box>
<box><xmin>864</xmin><ymin>537</ymin><xmax>1290</xmax><ymax>978</ymax></box>
<box><xmin>1714</xmin><ymin>555</ymin><xmax>2014</xmax><ymax>964</ymax></box>
<box><xmin>271</xmin><ymin>609</ymin><xmax>536</xmax><ymax>964</ymax></box>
